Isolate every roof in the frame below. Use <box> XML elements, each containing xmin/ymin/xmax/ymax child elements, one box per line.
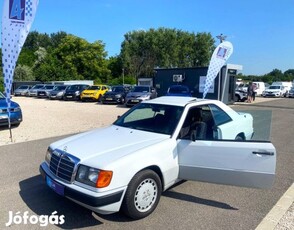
<box><xmin>144</xmin><ymin>96</ymin><xmax>207</xmax><ymax>106</ymax></box>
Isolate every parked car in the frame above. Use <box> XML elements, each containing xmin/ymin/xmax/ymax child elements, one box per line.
<box><xmin>80</xmin><ymin>85</ymin><xmax>108</xmax><ymax>102</ymax></box>
<box><xmin>40</xmin><ymin>96</ymin><xmax>276</xmax><ymax>220</ymax></box>
<box><xmin>125</xmin><ymin>86</ymin><xmax>157</xmax><ymax>107</ymax></box>
<box><xmin>27</xmin><ymin>84</ymin><xmax>45</xmax><ymax>97</ymax></box>
<box><xmin>14</xmin><ymin>85</ymin><xmax>32</xmax><ymax>96</ymax></box>
<box><xmin>235</xmin><ymin>90</ymin><xmax>247</xmax><ymax>102</ymax></box>
<box><xmin>37</xmin><ymin>85</ymin><xmax>55</xmax><ymax>98</ymax></box>
<box><xmin>63</xmin><ymin>84</ymin><xmax>89</xmax><ymax>101</ymax></box>
<box><xmin>166</xmin><ymin>85</ymin><xmax>192</xmax><ymax>97</ymax></box>
<box><xmin>0</xmin><ymin>92</ymin><xmax>22</xmax><ymax>127</ymax></box>
<box><xmin>101</xmin><ymin>85</ymin><xmax>129</xmax><ymax>104</ymax></box>
<box><xmin>286</xmin><ymin>87</ymin><xmax>294</xmax><ymax>98</ymax></box>
<box><xmin>48</xmin><ymin>85</ymin><xmax>69</xmax><ymax>100</ymax></box>
<box><xmin>263</xmin><ymin>85</ymin><xmax>286</xmax><ymax>97</ymax></box>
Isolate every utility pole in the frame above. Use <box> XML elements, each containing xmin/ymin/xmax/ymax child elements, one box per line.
<box><xmin>216</xmin><ymin>33</ymin><xmax>227</xmax><ymax>43</ymax></box>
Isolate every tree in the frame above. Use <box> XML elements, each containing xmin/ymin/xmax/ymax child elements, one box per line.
<box><xmin>14</xmin><ymin>65</ymin><xmax>34</xmax><ymax>81</ymax></box>
<box><xmin>34</xmin><ymin>35</ymin><xmax>110</xmax><ymax>82</ymax></box>
<box><xmin>120</xmin><ymin>28</ymin><xmax>215</xmax><ymax>78</ymax></box>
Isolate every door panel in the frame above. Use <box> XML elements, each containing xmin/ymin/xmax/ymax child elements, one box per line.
<box><xmin>178</xmin><ymin>139</ymin><xmax>276</xmax><ymax>189</ymax></box>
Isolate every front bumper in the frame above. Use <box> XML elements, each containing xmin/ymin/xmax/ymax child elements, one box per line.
<box><xmin>125</xmin><ymin>98</ymin><xmax>142</xmax><ymax>106</ymax></box>
<box><xmin>0</xmin><ymin>112</ymin><xmax>22</xmax><ymax>126</ymax></box>
<box><xmin>102</xmin><ymin>96</ymin><xmax>123</xmax><ymax>104</ymax></box>
<box><xmin>264</xmin><ymin>92</ymin><xmax>281</xmax><ymax>97</ymax></box>
<box><xmin>39</xmin><ymin>162</ymin><xmax>125</xmax><ymax>214</ymax></box>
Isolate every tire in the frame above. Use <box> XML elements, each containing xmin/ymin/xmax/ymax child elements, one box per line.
<box><xmin>121</xmin><ymin>169</ymin><xmax>162</xmax><ymax>219</ymax></box>
<box><xmin>97</xmin><ymin>95</ymin><xmax>102</xmax><ymax>102</ymax></box>
<box><xmin>235</xmin><ymin>134</ymin><xmax>244</xmax><ymax>141</ymax></box>
<box><xmin>234</xmin><ymin>95</ymin><xmax>240</xmax><ymax>102</ymax></box>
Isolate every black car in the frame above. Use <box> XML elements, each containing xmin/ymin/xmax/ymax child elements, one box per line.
<box><xmin>63</xmin><ymin>84</ymin><xmax>89</xmax><ymax>101</ymax></box>
<box><xmin>101</xmin><ymin>85</ymin><xmax>129</xmax><ymax>104</ymax></box>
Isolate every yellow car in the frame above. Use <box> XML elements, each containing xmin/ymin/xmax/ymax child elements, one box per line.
<box><xmin>80</xmin><ymin>85</ymin><xmax>109</xmax><ymax>102</ymax></box>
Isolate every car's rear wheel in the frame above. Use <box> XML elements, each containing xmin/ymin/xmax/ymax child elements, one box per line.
<box><xmin>121</xmin><ymin>169</ymin><xmax>162</xmax><ymax>219</ymax></box>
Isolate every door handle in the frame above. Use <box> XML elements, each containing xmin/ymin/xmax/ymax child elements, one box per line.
<box><xmin>252</xmin><ymin>151</ymin><xmax>274</xmax><ymax>156</ymax></box>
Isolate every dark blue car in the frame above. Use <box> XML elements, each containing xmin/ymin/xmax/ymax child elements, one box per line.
<box><xmin>166</xmin><ymin>85</ymin><xmax>192</xmax><ymax>97</ymax></box>
<box><xmin>0</xmin><ymin>92</ymin><xmax>22</xmax><ymax>127</ymax></box>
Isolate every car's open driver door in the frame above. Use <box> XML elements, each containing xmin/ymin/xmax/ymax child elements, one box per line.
<box><xmin>178</xmin><ymin>140</ymin><xmax>276</xmax><ymax>189</ymax></box>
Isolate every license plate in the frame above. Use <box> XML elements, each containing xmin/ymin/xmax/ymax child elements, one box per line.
<box><xmin>106</xmin><ymin>98</ymin><xmax>112</xmax><ymax>100</ymax></box>
<box><xmin>46</xmin><ymin>176</ymin><xmax>64</xmax><ymax>196</ymax></box>
<box><xmin>66</xmin><ymin>95</ymin><xmax>73</xmax><ymax>98</ymax></box>
<box><xmin>131</xmin><ymin>99</ymin><xmax>139</xmax><ymax>103</ymax></box>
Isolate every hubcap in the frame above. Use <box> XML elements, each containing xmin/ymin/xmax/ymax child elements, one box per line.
<box><xmin>134</xmin><ymin>178</ymin><xmax>158</xmax><ymax>212</ymax></box>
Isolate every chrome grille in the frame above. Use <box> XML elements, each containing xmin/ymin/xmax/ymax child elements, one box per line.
<box><xmin>49</xmin><ymin>150</ymin><xmax>79</xmax><ymax>183</ymax></box>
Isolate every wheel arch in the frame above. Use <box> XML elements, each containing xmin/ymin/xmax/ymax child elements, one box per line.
<box><xmin>135</xmin><ymin>165</ymin><xmax>164</xmax><ymax>191</ymax></box>
<box><xmin>236</xmin><ymin>132</ymin><xmax>246</xmax><ymax>140</ymax></box>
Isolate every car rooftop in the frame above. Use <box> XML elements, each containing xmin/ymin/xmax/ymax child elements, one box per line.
<box><xmin>144</xmin><ymin>96</ymin><xmax>208</xmax><ymax>106</ymax></box>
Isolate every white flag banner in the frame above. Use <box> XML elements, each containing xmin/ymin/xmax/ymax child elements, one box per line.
<box><xmin>1</xmin><ymin>0</ymin><xmax>39</xmax><ymax>127</ymax></box>
<box><xmin>202</xmin><ymin>41</ymin><xmax>233</xmax><ymax>99</ymax></box>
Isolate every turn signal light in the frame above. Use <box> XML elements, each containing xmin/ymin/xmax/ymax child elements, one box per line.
<box><xmin>96</xmin><ymin>170</ymin><xmax>113</xmax><ymax>188</ymax></box>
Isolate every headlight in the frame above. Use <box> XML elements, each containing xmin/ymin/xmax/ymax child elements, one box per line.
<box><xmin>139</xmin><ymin>94</ymin><xmax>150</xmax><ymax>99</ymax></box>
<box><xmin>13</xmin><ymin>107</ymin><xmax>21</xmax><ymax>112</ymax></box>
<box><xmin>57</xmin><ymin>91</ymin><xmax>64</xmax><ymax>96</ymax></box>
<box><xmin>76</xmin><ymin>165</ymin><xmax>113</xmax><ymax>188</ymax></box>
<box><xmin>75</xmin><ymin>91</ymin><xmax>80</xmax><ymax>96</ymax></box>
<box><xmin>45</xmin><ymin>147</ymin><xmax>53</xmax><ymax>164</ymax></box>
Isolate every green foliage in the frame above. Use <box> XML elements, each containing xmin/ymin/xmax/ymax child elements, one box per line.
<box><xmin>5</xmin><ymin>28</ymin><xmax>292</xmax><ymax>89</ymax></box>
<box><xmin>34</xmin><ymin>35</ymin><xmax>111</xmax><ymax>82</ymax></box>
<box><xmin>238</xmin><ymin>69</ymin><xmax>294</xmax><ymax>85</ymax></box>
<box><xmin>120</xmin><ymin>28</ymin><xmax>215</xmax><ymax>78</ymax></box>
<box><xmin>14</xmin><ymin>65</ymin><xmax>35</xmax><ymax>81</ymax></box>
<box><xmin>108</xmin><ymin>75</ymin><xmax>136</xmax><ymax>85</ymax></box>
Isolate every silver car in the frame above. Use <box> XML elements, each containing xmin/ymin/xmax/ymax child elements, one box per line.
<box><xmin>27</xmin><ymin>84</ymin><xmax>45</xmax><ymax>97</ymax></box>
<box><xmin>14</xmin><ymin>85</ymin><xmax>32</xmax><ymax>96</ymax></box>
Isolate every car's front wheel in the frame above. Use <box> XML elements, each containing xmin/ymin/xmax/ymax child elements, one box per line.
<box><xmin>121</xmin><ymin>169</ymin><xmax>162</xmax><ymax>219</ymax></box>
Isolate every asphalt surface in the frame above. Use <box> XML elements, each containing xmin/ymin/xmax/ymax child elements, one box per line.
<box><xmin>0</xmin><ymin>98</ymin><xmax>293</xmax><ymax>229</ymax></box>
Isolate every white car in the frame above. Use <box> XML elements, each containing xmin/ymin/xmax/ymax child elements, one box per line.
<box><xmin>40</xmin><ymin>96</ymin><xmax>276</xmax><ymax>219</ymax></box>
<box><xmin>263</xmin><ymin>85</ymin><xmax>286</xmax><ymax>97</ymax></box>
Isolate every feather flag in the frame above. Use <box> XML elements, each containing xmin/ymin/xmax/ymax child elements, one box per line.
<box><xmin>203</xmin><ymin>41</ymin><xmax>233</xmax><ymax>99</ymax></box>
<box><xmin>1</xmin><ymin>0</ymin><xmax>39</xmax><ymax>133</ymax></box>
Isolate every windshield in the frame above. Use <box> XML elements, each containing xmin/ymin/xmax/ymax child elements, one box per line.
<box><xmin>54</xmin><ymin>85</ymin><xmax>67</xmax><ymax>91</ymax></box>
<box><xmin>168</xmin><ymin>86</ymin><xmax>189</xmax><ymax>94</ymax></box>
<box><xmin>87</xmin><ymin>86</ymin><xmax>101</xmax><ymax>90</ymax></box>
<box><xmin>114</xmin><ymin>103</ymin><xmax>184</xmax><ymax>135</ymax></box>
<box><xmin>44</xmin><ymin>85</ymin><xmax>54</xmax><ymax>89</ymax></box>
<box><xmin>269</xmin><ymin>86</ymin><xmax>281</xmax><ymax>89</ymax></box>
<box><xmin>112</xmin><ymin>86</ymin><xmax>124</xmax><ymax>92</ymax></box>
<box><xmin>32</xmin><ymin>84</ymin><xmax>44</xmax><ymax>89</ymax></box>
<box><xmin>17</xmin><ymin>85</ymin><xmax>29</xmax><ymax>89</ymax></box>
<box><xmin>132</xmin><ymin>86</ymin><xmax>150</xmax><ymax>93</ymax></box>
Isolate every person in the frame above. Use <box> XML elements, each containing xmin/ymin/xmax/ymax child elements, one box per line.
<box><xmin>252</xmin><ymin>83</ymin><xmax>257</xmax><ymax>101</ymax></box>
<box><xmin>247</xmin><ymin>82</ymin><xmax>254</xmax><ymax>103</ymax></box>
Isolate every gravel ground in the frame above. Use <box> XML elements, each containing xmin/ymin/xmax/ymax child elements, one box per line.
<box><xmin>0</xmin><ymin>97</ymin><xmax>128</xmax><ymax>146</ymax></box>
<box><xmin>0</xmin><ymin>96</ymin><xmax>292</xmax><ymax>230</ymax></box>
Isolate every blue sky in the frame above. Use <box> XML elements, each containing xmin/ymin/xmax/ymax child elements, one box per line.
<box><xmin>1</xmin><ymin>0</ymin><xmax>294</xmax><ymax>75</ymax></box>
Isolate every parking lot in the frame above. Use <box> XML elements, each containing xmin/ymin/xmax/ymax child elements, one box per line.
<box><xmin>0</xmin><ymin>96</ymin><xmax>293</xmax><ymax>229</ymax></box>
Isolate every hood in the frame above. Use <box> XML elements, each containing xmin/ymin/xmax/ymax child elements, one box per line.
<box><xmin>50</xmin><ymin>125</ymin><xmax>169</xmax><ymax>165</ymax></box>
<box><xmin>83</xmin><ymin>89</ymin><xmax>99</xmax><ymax>93</ymax></box>
<box><xmin>265</xmin><ymin>89</ymin><xmax>281</xmax><ymax>92</ymax></box>
<box><xmin>104</xmin><ymin>91</ymin><xmax>124</xmax><ymax>96</ymax></box>
<box><xmin>0</xmin><ymin>99</ymin><xmax>19</xmax><ymax>109</ymax></box>
<box><xmin>127</xmin><ymin>92</ymin><xmax>150</xmax><ymax>97</ymax></box>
